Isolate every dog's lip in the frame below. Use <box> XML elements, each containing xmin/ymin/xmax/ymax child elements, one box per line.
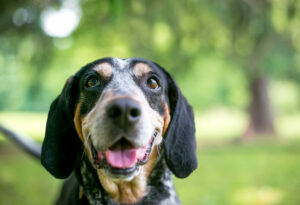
<box><xmin>106</xmin><ymin>164</ymin><xmax>138</xmax><ymax>176</ymax></box>
<box><xmin>90</xmin><ymin>130</ymin><xmax>159</xmax><ymax>172</ymax></box>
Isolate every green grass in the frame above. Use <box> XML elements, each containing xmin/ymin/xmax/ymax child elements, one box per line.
<box><xmin>0</xmin><ymin>141</ymin><xmax>61</xmax><ymax>205</ymax></box>
<box><xmin>1</xmin><ymin>111</ymin><xmax>300</xmax><ymax>204</ymax></box>
<box><xmin>174</xmin><ymin>141</ymin><xmax>300</xmax><ymax>205</ymax></box>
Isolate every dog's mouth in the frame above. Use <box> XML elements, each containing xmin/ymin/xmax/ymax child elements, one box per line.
<box><xmin>90</xmin><ymin>130</ymin><xmax>159</xmax><ymax>177</ymax></box>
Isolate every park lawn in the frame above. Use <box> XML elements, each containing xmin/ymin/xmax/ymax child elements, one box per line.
<box><xmin>1</xmin><ymin>139</ymin><xmax>300</xmax><ymax>205</ymax></box>
<box><xmin>174</xmin><ymin>140</ymin><xmax>300</xmax><ymax>205</ymax></box>
<box><xmin>0</xmin><ymin>140</ymin><xmax>60</xmax><ymax>205</ymax></box>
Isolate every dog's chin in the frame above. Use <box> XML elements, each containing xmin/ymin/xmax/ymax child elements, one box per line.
<box><xmin>99</xmin><ymin>163</ymin><xmax>141</xmax><ymax>181</ymax></box>
<box><xmin>89</xmin><ymin>130</ymin><xmax>159</xmax><ymax>181</ymax></box>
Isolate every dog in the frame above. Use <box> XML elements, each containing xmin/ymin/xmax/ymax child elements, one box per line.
<box><xmin>41</xmin><ymin>57</ymin><xmax>197</xmax><ymax>205</ymax></box>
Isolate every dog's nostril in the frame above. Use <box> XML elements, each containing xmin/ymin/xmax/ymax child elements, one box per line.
<box><xmin>107</xmin><ymin>105</ymin><xmax>122</xmax><ymax>118</ymax></box>
<box><xmin>127</xmin><ymin>107</ymin><xmax>141</xmax><ymax>123</ymax></box>
<box><xmin>129</xmin><ymin>108</ymin><xmax>140</xmax><ymax>118</ymax></box>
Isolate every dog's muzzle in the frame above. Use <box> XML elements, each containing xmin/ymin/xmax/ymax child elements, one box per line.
<box><xmin>89</xmin><ymin>98</ymin><xmax>159</xmax><ymax>178</ymax></box>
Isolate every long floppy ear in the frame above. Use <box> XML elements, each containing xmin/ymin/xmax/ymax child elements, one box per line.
<box><xmin>163</xmin><ymin>72</ymin><xmax>198</xmax><ymax>178</ymax></box>
<box><xmin>41</xmin><ymin>76</ymin><xmax>81</xmax><ymax>179</ymax></box>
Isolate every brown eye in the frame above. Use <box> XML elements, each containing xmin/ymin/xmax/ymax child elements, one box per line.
<box><xmin>86</xmin><ymin>76</ymin><xmax>100</xmax><ymax>88</ymax></box>
<box><xmin>147</xmin><ymin>77</ymin><xmax>160</xmax><ymax>89</ymax></box>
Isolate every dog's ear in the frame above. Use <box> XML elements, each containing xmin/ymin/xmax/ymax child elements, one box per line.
<box><xmin>41</xmin><ymin>76</ymin><xmax>81</xmax><ymax>179</ymax></box>
<box><xmin>163</xmin><ymin>71</ymin><xmax>198</xmax><ymax>178</ymax></box>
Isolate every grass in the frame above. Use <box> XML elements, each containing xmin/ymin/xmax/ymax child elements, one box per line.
<box><xmin>0</xmin><ymin>141</ymin><xmax>61</xmax><ymax>205</ymax></box>
<box><xmin>174</xmin><ymin>141</ymin><xmax>300</xmax><ymax>205</ymax></box>
<box><xmin>1</xmin><ymin>111</ymin><xmax>300</xmax><ymax>204</ymax></box>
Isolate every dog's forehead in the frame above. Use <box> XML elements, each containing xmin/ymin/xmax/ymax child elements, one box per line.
<box><xmin>113</xmin><ymin>58</ymin><xmax>129</xmax><ymax>69</ymax></box>
<box><xmin>91</xmin><ymin>57</ymin><xmax>157</xmax><ymax>73</ymax></box>
<box><xmin>91</xmin><ymin>58</ymin><xmax>156</xmax><ymax>91</ymax></box>
<box><xmin>111</xmin><ymin>57</ymin><xmax>155</xmax><ymax>74</ymax></box>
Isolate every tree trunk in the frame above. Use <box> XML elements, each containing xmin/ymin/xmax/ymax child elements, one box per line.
<box><xmin>242</xmin><ymin>76</ymin><xmax>276</xmax><ymax>139</ymax></box>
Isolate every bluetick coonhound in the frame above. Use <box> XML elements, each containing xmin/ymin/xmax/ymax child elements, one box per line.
<box><xmin>41</xmin><ymin>57</ymin><xmax>198</xmax><ymax>205</ymax></box>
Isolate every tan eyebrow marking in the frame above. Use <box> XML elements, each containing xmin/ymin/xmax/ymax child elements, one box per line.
<box><xmin>94</xmin><ymin>62</ymin><xmax>113</xmax><ymax>80</ymax></box>
<box><xmin>132</xmin><ymin>63</ymin><xmax>152</xmax><ymax>78</ymax></box>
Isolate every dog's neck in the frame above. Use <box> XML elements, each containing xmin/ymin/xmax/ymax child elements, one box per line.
<box><xmin>75</xmin><ymin>153</ymin><xmax>181</xmax><ymax>205</ymax></box>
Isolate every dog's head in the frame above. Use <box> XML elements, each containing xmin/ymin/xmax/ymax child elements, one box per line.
<box><xmin>41</xmin><ymin>57</ymin><xmax>197</xmax><ymax>182</ymax></box>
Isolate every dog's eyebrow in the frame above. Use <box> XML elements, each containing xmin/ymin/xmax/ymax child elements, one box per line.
<box><xmin>93</xmin><ymin>63</ymin><xmax>113</xmax><ymax>80</ymax></box>
<box><xmin>132</xmin><ymin>62</ymin><xmax>152</xmax><ymax>78</ymax></box>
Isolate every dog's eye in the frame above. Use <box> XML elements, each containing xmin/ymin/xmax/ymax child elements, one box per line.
<box><xmin>147</xmin><ymin>77</ymin><xmax>160</xmax><ymax>89</ymax></box>
<box><xmin>86</xmin><ymin>76</ymin><xmax>100</xmax><ymax>88</ymax></box>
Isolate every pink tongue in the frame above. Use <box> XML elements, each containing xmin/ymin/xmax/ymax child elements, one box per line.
<box><xmin>106</xmin><ymin>149</ymin><xmax>138</xmax><ymax>168</ymax></box>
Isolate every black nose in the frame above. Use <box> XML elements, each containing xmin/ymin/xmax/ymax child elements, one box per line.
<box><xmin>106</xmin><ymin>98</ymin><xmax>141</xmax><ymax>128</ymax></box>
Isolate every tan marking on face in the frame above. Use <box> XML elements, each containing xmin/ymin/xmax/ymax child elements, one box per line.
<box><xmin>94</xmin><ymin>62</ymin><xmax>113</xmax><ymax>80</ymax></box>
<box><xmin>74</xmin><ymin>101</ymin><xmax>94</xmax><ymax>163</ymax></box>
<box><xmin>97</xmin><ymin>146</ymin><xmax>159</xmax><ymax>204</ymax></box>
<box><xmin>132</xmin><ymin>63</ymin><xmax>152</xmax><ymax>78</ymax></box>
<box><xmin>163</xmin><ymin>102</ymin><xmax>171</xmax><ymax>136</ymax></box>
<box><xmin>74</xmin><ymin>102</ymin><xmax>84</xmax><ymax>142</ymax></box>
<box><xmin>142</xmin><ymin>144</ymin><xmax>159</xmax><ymax>178</ymax></box>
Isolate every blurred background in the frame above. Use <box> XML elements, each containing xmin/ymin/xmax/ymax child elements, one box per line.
<box><xmin>1</xmin><ymin>0</ymin><xmax>300</xmax><ymax>204</ymax></box>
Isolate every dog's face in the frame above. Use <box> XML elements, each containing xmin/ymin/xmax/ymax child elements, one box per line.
<box><xmin>41</xmin><ymin>57</ymin><xmax>197</xmax><ymax>199</ymax></box>
<box><xmin>73</xmin><ymin>58</ymin><xmax>170</xmax><ymax>180</ymax></box>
